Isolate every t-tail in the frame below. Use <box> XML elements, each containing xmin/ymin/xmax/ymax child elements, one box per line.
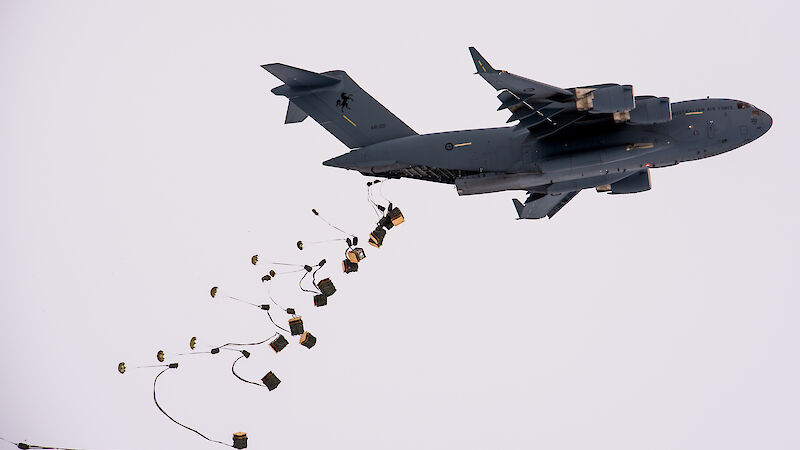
<box><xmin>263</xmin><ymin>63</ymin><xmax>417</xmax><ymax>149</ymax></box>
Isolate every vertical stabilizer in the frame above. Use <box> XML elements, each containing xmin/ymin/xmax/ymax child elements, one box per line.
<box><xmin>263</xmin><ymin>63</ymin><xmax>416</xmax><ymax>148</ymax></box>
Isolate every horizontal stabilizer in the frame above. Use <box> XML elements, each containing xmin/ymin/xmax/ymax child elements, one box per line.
<box><xmin>285</xmin><ymin>101</ymin><xmax>308</xmax><ymax>124</ymax></box>
<box><xmin>261</xmin><ymin>63</ymin><xmax>340</xmax><ymax>88</ymax></box>
<box><xmin>513</xmin><ymin>190</ymin><xmax>580</xmax><ymax>219</ymax></box>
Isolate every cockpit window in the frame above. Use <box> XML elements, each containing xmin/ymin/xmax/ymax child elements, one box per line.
<box><xmin>737</xmin><ymin>102</ymin><xmax>751</xmax><ymax>109</ymax></box>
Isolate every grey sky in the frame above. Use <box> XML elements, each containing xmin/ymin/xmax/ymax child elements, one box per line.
<box><xmin>1</xmin><ymin>1</ymin><xmax>798</xmax><ymax>449</ymax></box>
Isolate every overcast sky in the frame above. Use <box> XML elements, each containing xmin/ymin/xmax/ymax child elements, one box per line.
<box><xmin>1</xmin><ymin>1</ymin><xmax>798</xmax><ymax>449</ymax></box>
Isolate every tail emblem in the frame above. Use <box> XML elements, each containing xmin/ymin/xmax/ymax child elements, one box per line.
<box><xmin>336</xmin><ymin>92</ymin><xmax>353</xmax><ymax>112</ymax></box>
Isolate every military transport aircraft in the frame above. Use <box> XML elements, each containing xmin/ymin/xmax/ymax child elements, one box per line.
<box><xmin>263</xmin><ymin>48</ymin><xmax>772</xmax><ymax>219</ymax></box>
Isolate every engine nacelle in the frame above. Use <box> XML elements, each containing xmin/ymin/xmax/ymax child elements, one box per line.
<box><xmin>575</xmin><ymin>85</ymin><xmax>635</xmax><ymax>114</ymax></box>
<box><xmin>629</xmin><ymin>96</ymin><xmax>672</xmax><ymax>124</ymax></box>
<box><xmin>597</xmin><ymin>169</ymin><xmax>651</xmax><ymax>194</ymax></box>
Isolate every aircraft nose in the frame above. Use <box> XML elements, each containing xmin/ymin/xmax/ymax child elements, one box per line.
<box><xmin>759</xmin><ymin>108</ymin><xmax>773</xmax><ymax>134</ymax></box>
<box><xmin>750</xmin><ymin>106</ymin><xmax>773</xmax><ymax>140</ymax></box>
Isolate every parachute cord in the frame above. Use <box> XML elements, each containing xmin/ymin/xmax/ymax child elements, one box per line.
<box><xmin>133</xmin><ymin>363</ymin><xmax>181</xmax><ymax>369</ymax></box>
<box><xmin>231</xmin><ymin>356</ymin><xmax>264</xmax><ymax>388</ymax></box>
<box><xmin>266</xmin><ymin>284</ymin><xmax>288</xmax><ymax>312</ymax></box>
<box><xmin>153</xmin><ymin>368</ymin><xmax>231</xmax><ymax>448</ymax></box>
<box><xmin>298</xmin><ymin>271</ymin><xmax>320</xmax><ymax>295</ymax></box>
<box><xmin>266</xmin><ymin>310</ymin><xmax>291</xmax><ymax>334</ymax></box>
<box><xmin>216</xmin><ymin>332</ymin><xmax>279</xmax><ymax>349</ymax></box>
<box><xmin>366</xmin><ymin>185</ymin><xmax>382</xmax><ymax>218</ymax></box>
<box><xmin>311</xmin><ymin>265</ymin><xmax>323</xmax><ymax>288</ymax></box>
<box><xmin>272</xmin><ymin>268</ymin><xmax>306</xmax><ymax>279</ymax></box>
<box><xmin>377</xmin><ymin>179</ymin><xmax>394</xmax><ymax>206</ymax></box>
<box><xmin>0</xmin><ymin>435</ymin><xmax>89</xmax><ymax>450</ymax></box>
<box><xmin>225</xmin><ymin>296</ymin><xmax>260</xmax><ymax>308</ymax></box>
<box><xmin>301</xmin><ymin>238</ymin><xmax>348</xmax><ymax>246</ymax></box>
<box><xmin>0</xmin><ymin>436</ymin><xmax>82</xmax><ymax>450</ymax></box>
<box><xmin>313</xmin><ymin>210</ymin><xmax>356</xmax><ymax>239</ymax></box>
<box><xmin>267</xmin><ymin>262</ymin><xmax>306</xmax><ymax>267</ymax></box>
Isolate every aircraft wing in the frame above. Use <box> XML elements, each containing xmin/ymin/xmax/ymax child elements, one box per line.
<box><xmin>468</xmin><ymin>48</ymin><xmax>667</xmax><ymax>139</ymax></box>
<box><xmin>469</xmin><ymin>47</ymin><xmax>573</xmax><ymax>101</ymax></box>
<box><xmin>512</xmin><ymin>190</ymin><xmax>580</xmax><ymax>219</ymax></box>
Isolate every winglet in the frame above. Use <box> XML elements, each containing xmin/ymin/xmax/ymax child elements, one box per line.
<box><xmin>468</xmin><ymin>47</ymin><xmax>497</xmax><ymax>74</ymax></box>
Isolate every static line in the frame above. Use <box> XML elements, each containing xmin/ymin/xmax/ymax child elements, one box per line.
<box><xmin>684</xmin><ymin>111</ymin><xmax>703</xmax><ymax>115</ymax></box>
<box><xmin>453</xmin><ymin>142</ymin><xmax>472</xmax><ymax>148</ymax></box>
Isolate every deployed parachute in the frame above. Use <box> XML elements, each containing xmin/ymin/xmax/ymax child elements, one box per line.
<box><xmin>111</xmin><ymin>187</ymin><xmax>410</xmax><ymax>450</ymax></box>
<box><xmin>261</xmin><ymin>269</ymin><xmax>277</xmax><ymax>282</ymax></box>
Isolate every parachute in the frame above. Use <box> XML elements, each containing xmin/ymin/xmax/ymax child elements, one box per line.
<box><xmin>108</xmin><ymin>177</ymin><xmax>408</xmax><ymax>449</ymax></box>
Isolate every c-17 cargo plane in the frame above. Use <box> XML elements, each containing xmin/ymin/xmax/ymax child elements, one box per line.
<box><xmin>263</xmin><ymin>47</ymin><xmax>772</xmax><ymax>219</ymax></box>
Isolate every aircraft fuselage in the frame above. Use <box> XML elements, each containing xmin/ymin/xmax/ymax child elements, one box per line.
<box><xmin>323</xmin><ymin>98</ymin><xmax>772</xmax><ymax>196</ymax></box>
